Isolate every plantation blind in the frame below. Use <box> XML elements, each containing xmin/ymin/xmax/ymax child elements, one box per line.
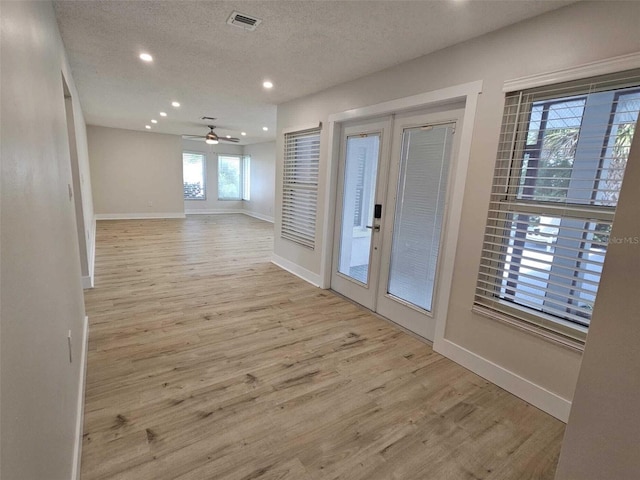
<box><xmin>475</xmin><ymin>69</ymin><xmax>640</xmax><ymax>342</ymax></box>
<box><xmin>282</xmin><ymin>126</ymin><xmax>321</xmax><ymax>249</ymax></box>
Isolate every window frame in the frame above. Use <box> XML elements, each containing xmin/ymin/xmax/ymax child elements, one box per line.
<box><xmin>242</xmin><ymin>155</ymin><xmax>251</xmax><ymax>201</ymax></box>
<box><xmin>182</xmin><ymin>151</ymin><xmax>207</xmax><ymax>201</ymax></box>
<box><xmin>476</xmin><ymin>73</ymin><xmax>640</xmax><ymax>346</ymax></box>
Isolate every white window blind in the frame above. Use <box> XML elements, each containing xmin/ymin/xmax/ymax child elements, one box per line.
<box><xmin>476</xmin><ymin>69</ymin><xmax>640</xmax><ymax>342</ymax></box>
<box><xmin>388</xmin><ymin>123</ymin><xmax>454</xmax><ymax>312</ymax></box>
<box><xmin>282</xmin><ymin>127</ymin><xmax>321</xmax><ymax>249</ymax></box>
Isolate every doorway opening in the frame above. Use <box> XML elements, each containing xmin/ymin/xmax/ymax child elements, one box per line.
<box><xmin>62</xmin><ymin>74</ymin><xmax>91</xmax><ymax>288</ymax></box>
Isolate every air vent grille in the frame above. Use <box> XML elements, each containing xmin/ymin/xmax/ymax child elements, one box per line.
<box><xmin>227</xmin><ymin>11</ymin><xmax>262</xmax><ymax>31</ymax></box>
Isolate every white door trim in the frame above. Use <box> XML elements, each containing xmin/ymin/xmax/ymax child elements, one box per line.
<box><xmin>320</xmin><ymin>80</ymin><xmax>483</xmax><ymax>343</ymax></box>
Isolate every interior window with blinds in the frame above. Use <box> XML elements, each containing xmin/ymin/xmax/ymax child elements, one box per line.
<box><xmin>282</xmin><ymin>127</ymin><xmax>321</xmax><ymax>249</ymax></box>
<box><xmin>476</xmin><ymin>70</ymin><xmax>640</xmax><ymax>342</ymax></box>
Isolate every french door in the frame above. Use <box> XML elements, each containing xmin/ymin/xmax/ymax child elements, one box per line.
<box><xmin>331</xmin><ymin>108</ymin><xmax>463</xmax><ymax>340</ymax></box>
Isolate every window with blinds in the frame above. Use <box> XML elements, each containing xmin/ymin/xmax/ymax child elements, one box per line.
<box><xmin>282</xmin><ymin>127</ymin><xmax>321</xmax><ymax>249</ymax></box>
<box><xmin>475</xmin><ymin>69</ymin><xmax>640</xmax><ymax>342</ymax></box>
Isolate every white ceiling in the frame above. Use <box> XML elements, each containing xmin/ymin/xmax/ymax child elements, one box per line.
<box><xmin>54</xmin><ymin>0</ymin><xmax>575</xmax><ymax>145</ymax></box>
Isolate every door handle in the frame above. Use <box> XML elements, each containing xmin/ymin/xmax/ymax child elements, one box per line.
<box><xmin>366</xmin><ymin>225</ymin><xmax>380</xmax><ymax>231</ymax></box>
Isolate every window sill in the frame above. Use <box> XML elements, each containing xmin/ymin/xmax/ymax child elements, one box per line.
<box><xmin>471</xmin><ymin>304</ymin><xmax>585</xmax><ymax>353</ymax></box>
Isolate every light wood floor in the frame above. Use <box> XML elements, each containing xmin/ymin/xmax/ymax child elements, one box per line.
<box><xmin>81</xmin><ymin>214</ymin><xmax>564</xmax><ymax>480</ymax></box>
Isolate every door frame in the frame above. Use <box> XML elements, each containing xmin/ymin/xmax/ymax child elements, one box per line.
<box><xmin>320</xmin><ymin>80</ymin><xmax>483</xmax><ymax>345</ymax></box>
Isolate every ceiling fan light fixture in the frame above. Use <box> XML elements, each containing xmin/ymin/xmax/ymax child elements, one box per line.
<box><xmin>205</xmin><ymin>138</ymin><xmax>218</xmax><ymax>145</ymax></box>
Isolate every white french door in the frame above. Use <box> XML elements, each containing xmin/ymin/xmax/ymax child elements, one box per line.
<box><xmin>331</xmin><ymin>108</ymin><xmax>463</xmax><ymax>340</ymax></box>
<box><xmin>330</xmin><ymin>118</ymin><xmax>391</xmax><ymax>309</ymax></box>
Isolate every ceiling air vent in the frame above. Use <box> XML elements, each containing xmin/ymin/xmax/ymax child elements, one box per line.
<box><xmin>227</xmin><ymin>11</ymin><xmax>262</xmax><ymax>31</ymax></box>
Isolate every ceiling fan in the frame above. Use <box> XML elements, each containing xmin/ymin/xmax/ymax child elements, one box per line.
<box><xmin>183</xmin><ymin>125</ymin><xmax>240</xmax><ymax>144</ymax></box>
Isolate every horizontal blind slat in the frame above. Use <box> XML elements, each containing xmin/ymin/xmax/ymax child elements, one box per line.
<box><xmin>282</xmin><ymin>127</ymin><xmax>321</xmax><ymax>249</ymax></box>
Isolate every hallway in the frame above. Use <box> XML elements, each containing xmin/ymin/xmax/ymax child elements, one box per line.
<box><xmin>81</xmin><ymin>214</ymin><xmax>563</xmax><ymax>480</ymax></box>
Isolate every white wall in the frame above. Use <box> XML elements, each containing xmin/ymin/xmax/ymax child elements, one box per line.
<box><xmin>182</xmin><ymin>139</ymin><xmax>244</xmax><ymax>214</ymax></box>
<box><xmin>243</xmin><ymin>141</ymin><xmax>276</xmax><ymax>222</ymax></box>
<box><xmin>88</xmin><ymin>125</ymin><xmax>184</xmax><ymax>218</ymax></box>
<box><xmin>555</xmin><ymin>125</ymin><xmax>640</xmax><ymax>478</ymax></box>
<box><xmin>1</xmin><ymin>1</ymin><xmax>90</xmax><ymax>478</ymax></box>
<box><xmin>274</xmin><ymin>1</ymin><xmax>640</xmax><ymax>418</ymax></box>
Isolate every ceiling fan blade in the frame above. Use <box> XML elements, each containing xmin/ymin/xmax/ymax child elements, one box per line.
<box><xmin>182</xmin><ymin>134</ymin><xmax>206</xmax><ymax>138</ymax></box>
<box><xmin>220</xmin><ymin>137</ymin><xmax>240</xmax><ymax>143</ymax></box>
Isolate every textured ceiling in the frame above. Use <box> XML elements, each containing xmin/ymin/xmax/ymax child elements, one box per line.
<box><xmin>54</xmin><ymin>0</ymin><xmax>574</xmax><ymax>144</ymax></box>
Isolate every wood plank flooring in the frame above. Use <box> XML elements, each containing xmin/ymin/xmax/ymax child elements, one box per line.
<box><xmin>81</xmin><ymin>214</ymin><xmax>564</xmax><ymax>480</ymax></box>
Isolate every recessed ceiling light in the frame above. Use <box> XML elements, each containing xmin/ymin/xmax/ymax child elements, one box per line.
<box><xmin>151</xmin><ymin>119</ymin><xmax>158</xmax><ymax>124</ymax></box>
<box><xmin>263</xmin><ymin>80</ymin><xmax>273</xmax><ymax>89</ymax></box>
<box><xmin>139</xmin><ymin>53</ymin><xmax>153</xmax><ymax>62</ymax></box>
<box><xmin>171</xmin><ymin>101</ymin><xmax>180</xmax><ymax>107</ymax></box>
<box><xmin>145</xmin><ymin>125</ymin><xmax>151</xmax><ymax>129</ymax></box>
<box><xmin>159</xmin><ymin>112</ymin><xmax>167</xmax><ymax>117</ymax></box>
<box><xmin>241</xmin><ymin>132</ymin><xmax>247</xmax><ymax>136</ymax></box>
<box><xmin>262</xmin><ymin>126</ymin><xmax>268</xmax><ymax>131</ymax></box>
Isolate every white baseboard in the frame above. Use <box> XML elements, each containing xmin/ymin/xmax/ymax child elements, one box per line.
<box><xmin>271</xmin><ymin>253</ymin><xmax>322</xmax><ymax>287</ymax></box>
<box><xmin>185</xmin><ymin>209</ymin><xmax>243</xmax><ymax>215</ymax></box>
<box><xmin>434</xmin><ymin>338</ymin><xmax>571</xmax><ymax>422</ymax></box>
<box><xmin>95</xmin><ymin>213</ymin><xmax>186</xmax><ymax>220</ymax></box>
<box><xmin>242</xmin><ymin>210</ymin><xmax>274</xmax><ymax>223</ymax></box>
<box><xmin>81</xmin><ymin>275</ymin><xmax>94</xmax><ymax>289</ymax></box>
<box><xmin>72</xmin><ymin>315</ymin><xmax>89</xmax><ymax>480</ymax></box>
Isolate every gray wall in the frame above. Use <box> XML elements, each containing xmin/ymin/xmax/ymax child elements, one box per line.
<box><xmin>182</xmin><ymin>138</ymin><xmax>244</xmax><ymax>213</ymax></box>
<box><xmin>274</xmin><ymin>0</ymin><xmax>640</xmax><ymax>416</ymax></box>
<box><xmin>555</xmin><ymin>122</ymin><xmax>640</xmax><ymax>478</ymax></box>
<box><xmin>87</xmin><ymin>133</ymin><xmax>275</xmax><ymax>220</ymax></box>
<box><xmin>88</xmin><ymin>125</ymin><xmax>184</xmax><ymax>217</ymax></box>
<box><xmin>1</xmin><ymin>1</ymin><xmax>90</xmax><ymax>478</ymax></box>
<box><xmin>243</xmin><ymin>141</ymin><xmax>276</xmax><ymax>221</ymax></box>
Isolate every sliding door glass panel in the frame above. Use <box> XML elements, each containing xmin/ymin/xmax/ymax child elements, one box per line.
<box><xmin>388</xmin><ymin>124</ymin><xmax>454</xmax><ymax>311</ymax></box>
<box><xmin>338</xmin><ymin>134</ymin><xmax>380</xmax><ymax>284</ymax></box>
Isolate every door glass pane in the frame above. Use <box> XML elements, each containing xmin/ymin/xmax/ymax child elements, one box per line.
<box><xmin>388</xmin><ymin>124</ymin><xmax>454</xmax><ymax>311</ymax></box>
<box><xmin>338</xmin><ymin>134</ymin><xmax>380</xmax><ymax>284</ymax></box>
